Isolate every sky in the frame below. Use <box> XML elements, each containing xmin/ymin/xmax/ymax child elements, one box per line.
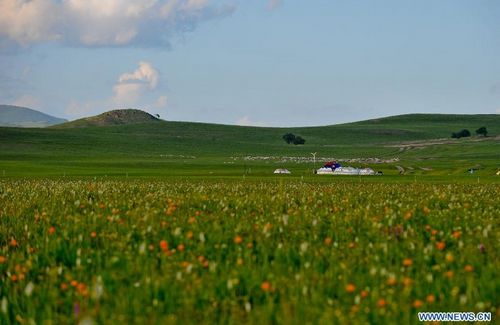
<box><xmin>0</xmin><ymin>0</ymin><xmax>499</xmax><ymax>126</ymax></box>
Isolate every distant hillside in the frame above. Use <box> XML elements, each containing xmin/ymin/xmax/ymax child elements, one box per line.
<box><xmin>0</xmin><ymin>105</ymin><xmax>67</xmax><ymax>127</ymax></box>
<box><xmin>55</xmin><ymin>109</ymin><xmax>160</xmax><ymax>128</ymax></box>
<box><xmin>1</xmin><ymin>112</ymin><xmax>498</xmax><ymax>176</ymax></box>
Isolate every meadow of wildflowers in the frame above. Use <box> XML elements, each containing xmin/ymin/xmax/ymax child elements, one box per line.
<box><xmin>0</xmin><ymin>179</ymin><xmax>498</xmax><ymax>324</ymax></box>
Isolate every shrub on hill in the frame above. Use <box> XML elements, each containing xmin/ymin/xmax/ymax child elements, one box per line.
<box><xmin>293</xmin><ymin>136</ymin><xmax>306</xmax><ymax>145</ymax></box>
<box><xmin>283</xmin><ymin>133</ymin><xmax>306</xmax><ymax>145</ymax></box>
<box><xmin>282</xmin><ymin>133</ymin><xmax>296</xmax><ymax>144</ymax></box>
<box><xmin>475</xmin><ymin>126</ymin><xmax>488</xmax><ymax>137</ymax></box>
<box><xmin>451</xmin><ymin>129</ymin><xmax>471</xmax><ymax>139</ymax></box>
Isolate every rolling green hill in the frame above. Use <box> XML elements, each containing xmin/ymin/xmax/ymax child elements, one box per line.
<box><xmin>0</xmin><ymin>110</ymin><xmax>499</xmax><ymax>177</ymax></box>
<box><xmin>54</xmin><ymin>109</ymin><xmax>160</xmax><ymax>128</ymax></box>
<box><xmin>0</xmin><ymin>105</ymin><xmax>67</xmax><ymax>127</ymax></box>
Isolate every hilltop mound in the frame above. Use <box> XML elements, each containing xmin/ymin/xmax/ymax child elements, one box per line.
<box><xmin>0</xmin><ymin>105</ymin><xmax>67</xmax><ymax>128</ymax></box>
<box><xmin>55</xmin><ymin>109</ymin><xmax>161</xmax><ymax>128</ymax></box>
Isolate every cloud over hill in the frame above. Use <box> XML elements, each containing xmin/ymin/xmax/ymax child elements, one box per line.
<box><xmin>0</xmin><ymin>0</ymin><xmax>235</xmax><ymax>48</ymax></box>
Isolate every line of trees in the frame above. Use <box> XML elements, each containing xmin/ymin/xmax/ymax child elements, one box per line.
<box><xmin>451</xmin><ymin>126</ymin><xmax>488</xmax><ymax>139</ymax></box>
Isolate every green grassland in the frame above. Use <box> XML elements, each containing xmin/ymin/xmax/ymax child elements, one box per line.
<box><xmin>0</xmin><ymin>113</ymin><xmax>499</xmax><ymax>178</ymax></box>
<box><xmin>0</xmin><ymin>180</ymin><xmax>498</xmax><ymax>324</ymax></box>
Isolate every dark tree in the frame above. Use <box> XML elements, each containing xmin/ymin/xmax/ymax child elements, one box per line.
<box><xmin>293</xmin><ymin>136</ymin><xmax>306</xmax><ymax>145</ymax></box>
<box><xmin>475</xmin><ymin>126</ymin><xmax>488</xmax><ymax>137</ymax></box>
<box><xmin>282</xmin><ymin>133</ymin><xmax>296</xmax><ymax>144</ymax></box>
<box><xmin>451</xmin><ymin>129</ymin><xmax>471</xmax><ymax>139</ymax></box>
<box><xmin>459</xmin><ymin>129</ymin><xmax>471</xmax><ymax>138</ymax></box>
<box><xmin>155</xmin><ymin>114</ymin><xmax>160</xmax><ymax>119</ymax></box>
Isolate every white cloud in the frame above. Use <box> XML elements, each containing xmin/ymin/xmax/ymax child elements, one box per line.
<box><xmin>11</xmin><ymin>94</ymin><xmax>41</xmax><ymax>109</ymax></box>
<box><xmin>235</xmin><ymin>116</ymin><xmax>267</xmax><ymax>127</ymax></box>
<box><xmin>118</xmin><ymin>61</ymin><xmax>159</xmax><ymax>88</ymax></box>
<box><xmin>65</xmin><ymin>61</ymin><xmax>165</xmax><ymax>118</ymax></box>
<box><xmin>0</xmin><ymin>0</ymin><xmax>60</xmax><ymax>45</ymax></box>
<box><xmin>267</xmin><ymin>0</ymin><xmax>282</xmax><ymax>10</ymax></box>
<box><xmin>0</xmin><ymin>0</ymin><xmax>235</xmax><ymax>47</ymax></box>
<box><xmin>113</xmin><ymin>61</ymin><xmax>160</xmax><ymax>106</ymax></box>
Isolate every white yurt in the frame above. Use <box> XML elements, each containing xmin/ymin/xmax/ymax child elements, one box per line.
<box><xmin>316</xmin><ymin>167</ymin><xmax>334</xmax><ymax>175</ymax></box>
<box><xmin>359</xmin><ymin>168</ymin><xmax>375</xmax><ymax>175</ymax></box>
<box><xmin>274</xmin><ymin>168</ymin><xmax>291</xmax><ymax>174</ymax></box>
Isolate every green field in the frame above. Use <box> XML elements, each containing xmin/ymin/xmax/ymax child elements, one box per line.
<box><xmin>0</xmin><ymin>113</ymin><xmax>499</xmax><ymax>324</ymax></box>
<box><xmin>1</xmin><ymin>180</ymin><xmax>498</xmax><ymax>324</ymax></box>
<box><xmin>0</xmin><ymin>113</ymin><xmax>499</xmax><ymax>178</ymax></box>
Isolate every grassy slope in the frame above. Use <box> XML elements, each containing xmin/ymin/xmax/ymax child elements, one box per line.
<box><xmin>0</xmin><ymin>113</ymin><xmax>499</xmax><ymax>177</ymax></box>
<box><xmin>0</xmin><ymin>105</ymin><xmax>67</xmax><ymax>127</ymax></box>
<box><xmin>54</xmin><ymin>109</ymin><xmax>160</xmax><ymax>128</ymax></box>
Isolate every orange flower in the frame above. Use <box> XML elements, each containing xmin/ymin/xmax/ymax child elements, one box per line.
<box><xmin>387</xmin><ymin>277</ymin><xmax>397</xmax><ymax>286</ymax></box>
<box><xmin>436</xmin><ymin>242</ymin><xmax>446</xmax><ymax>251</ymax></box>
<box><xmin>10</xmin><ymin>238</ymin><xmax>18</xmax><ymax>247</ymax></box>
<box><xmin>426</xmin><ymin>294</ymin><xmax>435</xmax><ymax>304</ymax></box>
<box><xmin>202</xmin><ymin>260</ymin><xmax>209</xmax><ymax>268</ymax></box>
<box><xmin>90</xmin><ymin>231</ymin><xmax>97</xmax><ymax>238</ymax></box>
<box><xmin>77</xmin><ymin>283</ymin><xmax>88</xmax><ymax>296</ymax></box>
<box><xmin>348</xmin><ymin>242</ymin><xmax>356</xmax><ymax>249</ymax></box>
<box><xmin>60</xmin><ymin>283</ymin><xmax>68</xmax><ymax>291</ymax></box>
<box><xmin>165</xmin><ymin>205</ymin><xmax>176</xmax><ymax>215</ymax></box>
<box><xmin>451</xmin><ymin>231</ymin><xmax>461</xmax><ymax>239</ymax></box>
<box><xmin>177</xmin><ymin>244</ymin><xmax>185</xmax><ymax>252</ymax></box>
<box><xmin>360</xmin><ymin>290</ymin><xmax>369</xmax><ymax>298</ymax></box>
<box><xmin>324</xmin><ymin>237</ymin><xmax>333</xmax><ymax>245</ymax></box>
<box><xmin>402</xmin><ymin>277</ymin><xmax>412</xmax><ymax>287</ymax></box>
<box><xmin>188</xmin><ymin>217</ymin><xmax>196</xmax><ymax>224</ymax></box>
<box><xmin>464</xmin><ymin>265</ymin><xmax>474</xmax><ymax>272</ymax></box>
<box><xmin>404</xmin><ymin>210</ymin><xmax>413</xmax><ymax>220</ymax></box>
<box><xmin>377</xmin><ymin>299</ymin><xmax>387</xmax><ymax>308</ymax></box>
<box><xmin>413</xmin><ymin>300</ymin><xmax>423</xmax><ymax>308</ymax></box>
<box><xmin>10</xmin><ymin>274</ymin><xmax>18</xmax><ymax>282</ymax></box>
<box><xmin>233</xmin><ymin>235</ymin><xmax>243</xmax><ymax>245</ymax></box>
<box><xmin>444</xmin><ymin>270</ymin><xmax>454</xmax><ymax>279</ymax></box>
<box><xmin>445</xmin><ymin>253</ymin><xmax>454</xmax><ymax>262</ymax></box>
<box><xmin>186</xmin><ymin>231</ymin><xmax>194</xmax><ymax>239</ymax></box>
<box><xmin>263</xmin><ymin>223</ymin><xmax>272</xmax><ymax>232</ymax></box>
<box><xmin>423</xmin><ymin>206</ymin><xmax>430</xmax><ymax>215</ymax></box>
<box><xmin>0</xmin><ymin>256</ymin><xmax>6</xmax><ymax>264</ymax></box>
<box><xmin>403</xmin><ymin>258</ymin><xmax>413</xmax><ymax>267</ymax></box>
<box><xmin>198</xmin><ymin>255</ymin><xmax>206</xmax><ymax>263</ymax></box>
<box><xmin>70</xmin><ymin>280</ymin><xmax>78</xmax><ymax>287</ymax></box>
<box><xmin>159</xmin><ymin>240</ymin><xmax>168</xmax><ymax>251</ymax></box>
<box><xmin>261</xmin><ymin>281</ymin><xmax>272</xmax><ymax>292</ymax></box>
<box><xmin>48</xmin><ymin>227</ymin><xmax>56</xmax><ymax>235</ymax></box>
<box><xmin>345</xmin><ymin>283</ymin><xmax>356</xmax><ymax>293</ymax></box>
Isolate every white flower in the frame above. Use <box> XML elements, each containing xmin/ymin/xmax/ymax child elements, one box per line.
<box><xmin>24</xmin><ymin>282</ymin><xmax>34</xmax><ymax>297</ymax></box>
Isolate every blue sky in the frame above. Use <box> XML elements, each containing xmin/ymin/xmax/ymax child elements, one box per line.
<box><xmin>1</xmin><ymin>0</ymin><xmax>499</xmax><ymax>126</ymax></box>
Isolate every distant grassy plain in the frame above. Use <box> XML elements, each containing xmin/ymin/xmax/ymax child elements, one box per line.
<box><xmin>0</xmin><ymin>114</ymin><xmax>499</xmax><ymax>179</ymax></box>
